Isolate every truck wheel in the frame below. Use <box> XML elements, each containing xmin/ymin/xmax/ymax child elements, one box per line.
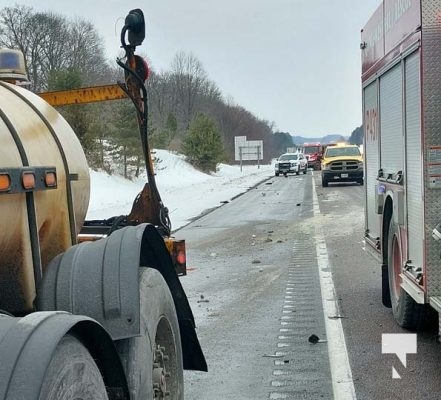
<box><xmin>303</xmin><ymin>168</ymin><xmax>307</xmax><ymax>175</ymax></box>
<box><xmin>116</xmin><ymin>267</ymin><xmax>183</xmax><ymax>400</ymax></box>
<box><xmin>358</xmin><ymin>179</ymin><xmax>364</xmax><ymax>186</ymax></box>
<box><xmin>321</xmin><ymin>177</ymin><xmax>328</xmax><ymax>187</ymax></box>
<box><xmin>39</xmin><ymin>335</ymin><xmax>109</xmax><ymax>400</ymax></box>
<box><xmin>387</xmin><ymin>220</ymin><xmax>426</xmax><ymax>330</ymax></box>
<box><xmin>296</xmin><ymin>169</ymin><xmax>300</xmax><ymax>175</ymax></box>
<box><xmin>275</xmin><ymin>172</ymin><xmax>279</xmax><ymax>176</ymax></box>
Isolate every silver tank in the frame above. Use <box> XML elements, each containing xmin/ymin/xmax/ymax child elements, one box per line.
<box><xmin>0</xmin><ymin>81</ymin><xmax>90</xmax><ymax>313</ymax></box>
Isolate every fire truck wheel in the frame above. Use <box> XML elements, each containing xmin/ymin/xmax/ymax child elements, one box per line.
<box><xmin>387</xmin><ymin>220</ymin><xmax>426</xmax><ymax>330</ymax></box>
<box><xmin>115</xmin><ymin>267</ymin><xmax>184</xmax><ymax>400</ymax></box>
<box><xmin>39</xmin><ymin>335</ymin><xmax>109</xmax><ymax>400</ymax></box>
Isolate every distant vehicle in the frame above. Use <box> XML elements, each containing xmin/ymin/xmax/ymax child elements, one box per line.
<box><xmin>275</xmin><ymin>152</ymin><xmax>307</xmax><ymax>176</ymax></box>
<box><xmin>303</xmin><ymin>143</ymin><xmax>323</xmax><ymax>170</ymax></box>
<box><xmin>321</xmin><ymin>143</ymin><xmax>363</xmax><ymax>186</ymax></box>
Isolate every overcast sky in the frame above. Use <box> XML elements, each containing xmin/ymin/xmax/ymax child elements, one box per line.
<box><xmin>1</xmin><ymin>1</ymin><xmax>380</xmax><ymax>138</ymax></box>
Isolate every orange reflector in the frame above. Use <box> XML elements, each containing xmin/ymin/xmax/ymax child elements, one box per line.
<box><xmin>22</xmin><ymin>172</ymin><xmax>35</xmax><ymax>189</ymax></box>
<box><xmin>45</xmin><ymin>171</ymin><xmax>57</xmax><ymax>187</ymax></box>
<box><xmin>176</xmin><ymin>251</ymin><xmax>186</xmax><ymax>265</ymax></box>
<box><xmin>0</xmin><ymin>174</ymin><xmax>11</xmax><ymax>191</ymax></box>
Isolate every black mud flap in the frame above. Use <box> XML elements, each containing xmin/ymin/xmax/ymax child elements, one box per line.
<box><xmin>382</xmin><ymin>264</ymin><xmax>392</xmax><ymax>308</ymax></box>
<box><xmin>140</xmin><ymin>224</ymin><xmax>208</xmax><ymax>372</ymax></box>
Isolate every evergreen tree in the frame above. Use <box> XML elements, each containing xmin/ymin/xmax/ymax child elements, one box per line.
<box><xmin>150</xmin><ymin>112</ymin><xmax>178</xmax><ymax>149</ymax></box>
<box><xmin>47</xmin><ymin>68</ymin><xmax>96</xmax><ymax>153</ymax></box>
<box><xmin>108</xmin><ymin>100</ymin><xmax>143</xmax><ymax>178</ymax></box>
<box><xmin>182</xmin><ymin>114</ymin><xmax>224</xmax><ymax>172</ymax></box>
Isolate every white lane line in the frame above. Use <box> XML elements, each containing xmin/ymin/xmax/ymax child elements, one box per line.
<box><xmin>312</xmin><ymin>178</ymin><xmax>357</xmax><ymax>400</ymax></box>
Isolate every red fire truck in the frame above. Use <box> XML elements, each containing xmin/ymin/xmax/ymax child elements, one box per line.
<box><xmin>362</xmin><ymin>0</ymin><xmax>441</xmax><ymax>330</ymax></box>
<box><xmin>303</xmin><ymin>142</ymin><xmax>323</xmax><ymax>170</ymax></box>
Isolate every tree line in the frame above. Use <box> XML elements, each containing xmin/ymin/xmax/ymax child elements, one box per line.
<box><xmin>0</xmin><ymin>5</ymin><xmax>294</xmax><ymax>176</ymax></box>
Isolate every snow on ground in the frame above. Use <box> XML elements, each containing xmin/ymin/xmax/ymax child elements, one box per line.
<box><xmin>87</xmin><ymin>150</ymin><xmax>273</xmax><ymax>231</ymax></box>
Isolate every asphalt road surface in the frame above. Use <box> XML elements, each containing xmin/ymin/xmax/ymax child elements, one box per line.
<box><xmin>176</xmin><ymin>170</ymin><xmax>441</xmax><ymax>400</ymax></box>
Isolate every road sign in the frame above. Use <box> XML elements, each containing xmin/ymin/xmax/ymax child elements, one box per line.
<box><xmin>234</xmin><ymin>136</ymin><xmax>263</xmax><ymax>161</ymax></box>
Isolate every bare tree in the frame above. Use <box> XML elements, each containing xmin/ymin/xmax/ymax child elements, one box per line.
<box><xmin>147</xmin><ymin>70</ymin><xmax>177</xmax><ymax>130</ymax></box>
<box><xmin>170</xmin><ymin>51</ymin><xmax>208</xmax><ymax>129</ymax></box>
<box><xmin>0</xmin><ymin>6</ymin><xmax>39</xmax><ymax>89</ymax></box>
<box><xmin>67</xmin><ymin>18</ymin><xmax>109</xmax><ymax>85</ymax></box>
<box><xmin>0</xmin><ymin>5</ymin><xmax>110</xmax><ymax>91</ymax></box>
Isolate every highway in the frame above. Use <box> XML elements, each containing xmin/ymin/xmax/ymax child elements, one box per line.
<box><xmin>177</xmin><ymin>170</ymin><xmax>441</xmax><ymax>400</ymax></box>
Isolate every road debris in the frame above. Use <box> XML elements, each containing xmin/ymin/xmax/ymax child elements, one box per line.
<box><xmin>308</xmin><ymin>334</ymin><xmax>320</xmax><ymax>344</ymax></box>
<box><xmin>328</xmin><ymin>315</ymin><xmax>347</xmax><ymax>320</ymax></box>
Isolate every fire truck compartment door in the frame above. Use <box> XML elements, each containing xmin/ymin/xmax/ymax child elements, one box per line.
<box><xmin>404</xmin><ymin>50</ymin><xmax>424</xmax><ymax>273</ymax></box>
<box><xmin>380</xmin><ymin>63</ymin><xmax>403</xmax><ymax>176</ymax></box>
<box><xmin>364</xmin><ymin>80</ymin><xmax>380</xmax><ymax>239</ymax></box>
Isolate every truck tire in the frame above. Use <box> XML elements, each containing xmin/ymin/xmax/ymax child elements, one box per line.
<box><xmin>39</xmin><ymin>335</ymin><xmax>109</xmax><ymax>400</ymax></box>
<box><xmin>275</xmin><ymin>172</ymin><xmax>279</xmax><ymax>176</ymax></box>
<box><xmin>321</xmin><ymin>176</ymin><xmax>328</xmax><ymax>187</ymax></box>
<box><xmin>116</xmin><ymin>267</ymin><xmax>184</xmax><ymax>400</ymax></box>
<box><xmin>387</xmin><ymin>220</ymin><xmax>426</xmax><ymax>330</ymax></box>
<box><xmin>303</xmin><ymin>168</ymin><xmax>307</xmax><ymax>175</ymax></box>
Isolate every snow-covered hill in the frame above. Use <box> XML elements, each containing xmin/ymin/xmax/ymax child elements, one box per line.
<box><xmin>87</xmin><ymin>150</ymin><xmax>273</xmax><ymax>231</ymax></box>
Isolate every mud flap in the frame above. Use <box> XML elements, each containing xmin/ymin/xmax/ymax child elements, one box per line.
<box><xmin>140</xmin><ymin>224</ymin><xmax>207</xmax><ymax>372</ymax></box>
<box><xmin>382</xmin><ymin>264</ymin><xmax>392</xmax><ymax>308</ymax></box>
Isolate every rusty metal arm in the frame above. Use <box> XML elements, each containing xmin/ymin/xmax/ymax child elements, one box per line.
<box><xmin>37</xmin><ymin>84</ymin><xmax>127</xmax><ymax>106</ymax></box>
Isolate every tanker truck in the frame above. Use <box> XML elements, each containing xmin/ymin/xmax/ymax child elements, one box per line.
<box><xmin>0</xmin><ymin>9</ymin><xmax>206</xmax><ymax>400</ymax></box>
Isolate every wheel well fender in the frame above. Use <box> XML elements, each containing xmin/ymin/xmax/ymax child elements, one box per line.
<box><xmin>37</xmin><ymin>223</ymin><xmax>207</xmax><ymax>371</ymax></box>
<box><xmin>0</xmin><ymin>311</ymin><xmax>129</xmax><ymax>400</ymax></box>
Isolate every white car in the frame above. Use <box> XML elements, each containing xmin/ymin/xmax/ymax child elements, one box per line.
<box><xmin>275</xmin><ymin>152</ymin><xmax>308</xmax><ymax>176</ymax></box>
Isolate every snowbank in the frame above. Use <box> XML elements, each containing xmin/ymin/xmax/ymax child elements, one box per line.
<box><xmin>87</xmin><ymin>150</ymin><xmax>273</xmax><ymax>230</ymax></box>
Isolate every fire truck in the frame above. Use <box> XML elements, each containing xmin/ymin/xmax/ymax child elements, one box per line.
<box><xmin>362</xmin><ymin>0</ymin><xmax>441</xmax><ymax>330</ymax></box>
<box><xmin>302</xmin><ymin>142</ymin><xmax>323</xmax><ymax>170</ymax></box>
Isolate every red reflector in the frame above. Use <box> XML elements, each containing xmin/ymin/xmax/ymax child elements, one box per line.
<box><xmin>176</xmin><ymin>251</ymin><xmax>186</xmax><ymax>265</ymax></box>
